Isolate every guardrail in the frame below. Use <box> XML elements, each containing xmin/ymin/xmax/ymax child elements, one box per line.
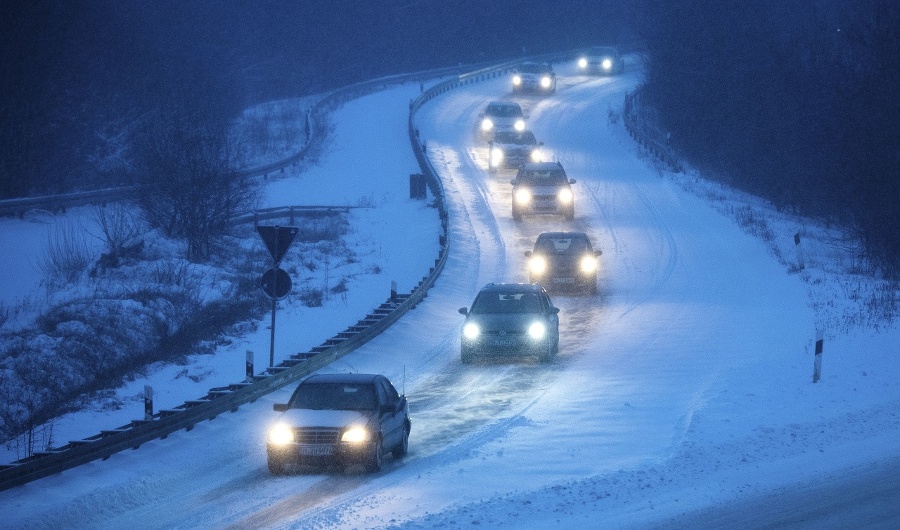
<box><xmin>623</xmin><ymin>86</ymin><xmax>683</xmax><ymax>173</ymax></box>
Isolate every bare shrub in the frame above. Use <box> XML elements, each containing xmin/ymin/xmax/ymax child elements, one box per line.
<box><xmin>93</xmin><ymin>203</ymin><xmax>144</xmax><ymax>255</ymax></box>
<box><xmin>39</xmin><ymin>221</ymin><xmax>93</xmax><ymax>286</ymax></box>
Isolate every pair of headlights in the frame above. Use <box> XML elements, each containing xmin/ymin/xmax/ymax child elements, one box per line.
<box><xmin>463</xmin><ymin>321</ymin><xmax>546</xmax><ymax>340</ymax></box>
<box><xmin>268</xmin><ymin>424</ymin><xmax>370</xmax><ymax>445</ymax></box>
<box><xmin>490</xmin><ymin>147</ymin><xmax>542</xmax><ymax>167</ymax></box>
<box><xmin>481</xmin><ymin>118</ymin><xmax>526</xmax><ymax>133</ymax></box>
<box><xmin>512</xmin><ymin>75</ymin><xmax>553</xmax><ymax>89</ymax></box>
<box><xmin>514</xmin><ymin>188</ymin><xmax>573</xmax><ymax>206</ymax></box>
<box><xmin>528</xmin><ymin>254</ymin><xmax>599</xmax><ymax>275</ymax></box>
<box><xmin>578</xmin><ymin>57</ymin><xmax>614</xmax><ymax>71</ymax></box>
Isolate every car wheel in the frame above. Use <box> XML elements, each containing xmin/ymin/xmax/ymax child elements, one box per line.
<box><xmin>512</xmin><ymin>207</ymin><xmax>522</xmax><ymax>221</ymax></box>
<box><xmin>540</xmin><ymin>339</ymin><xmax>554</xmax><ymax>363</ymax></box>
<box><xmin>267</xmin><ymin>456</ymin><xmax>287</xmax><ymax>476</ymax></box>
<box><xmin>366</xmin><ymin>438</ymin><xmax>383</xmax><ymax>472</ymax></box>
<box><xmin>392</xmin><ymin>425</ymin><xmax>410</xmax><ymax>458</ymax></box>
<box><xmin>565</xmin><ymin>207</ymin><xmax>575</xmax><ymax>221</ymax></box>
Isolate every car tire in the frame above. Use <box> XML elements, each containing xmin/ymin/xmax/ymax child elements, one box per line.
<box><xmin>267</xmin><ymin>456</ymin><xmax>287</xmax><ymax>476</ymax></box>
<box><xmin>392</xmin><ymin>425</ymin><xmax>410</xmax><ymax>458</ymax></box>
<box><xmin>366</xmin><ymin>438</ymin><xmax>383</xmax><ymax>473</ymax></box>
<box><xmin>540</xmin><ymin>340</ymin><xmax>554</xmax><ymax>363</ymax></box>
<box><xmin>565</xmin><ymin>207</ymin><xmax>575</xmax><ymax>221</ymax></box>
<box><xmin>461</xmin><ymin>346</ymin><xmax>475</xmax><ymax>364</ymax></box>
<box><xmin>512</xmin><ymin>207</ymin><xmax>522</xmax><ymax>221</ymax></box>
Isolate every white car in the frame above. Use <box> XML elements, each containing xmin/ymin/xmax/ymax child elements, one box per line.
<box><xmin>479</xmin><ymin>101</ymin><xmax>526</xmax><ymax>140</ymax></box>
<box><xmin>489</xmin><ymin>130</ymin><xmax>542</xmax><ymax>170</ymax></box>
<box><xmin>577</xmin><ymin>46</ymin><xmax>624</xmax><ymax>75</ymax></box>
<box><xmin>512</xmin><ymin>62</ymin><xmax>556</xmax><ymax>94</ymax></box>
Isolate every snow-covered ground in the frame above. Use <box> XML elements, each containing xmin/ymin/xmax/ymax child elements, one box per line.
<box><xmin>3</xmin><ymin>59</ymin><xmax>900</xmax><ymax>529</ymax></box>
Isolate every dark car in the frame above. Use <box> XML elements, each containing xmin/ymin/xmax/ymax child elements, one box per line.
<box><xmin>458</xmin><ymin>283</ymin><xmax>560</xmax><ymax>363</ymax></box>
<box><xmin>511</xmin><ymin>161</ymin><xmax>576</xmax><ymax>221</ymax></box>
<box><xmin>512</xmin><ymin>62</ymin><xmax>556</xmax><ymax>94</ymax></box>
<box><xmin>489</xmin><ymin>130</ymin><xmax>543</xmax><ymax>170</ymax></box>
<box><xmin>479</xmin><ymin>101</ymin><xmax>526</xmax><ymax>140</ymax></box>
<box><xmin>266</xmin><ymin>373</ymin><xmax>410</xmax><ymax>474</ymax></box>
<box><xmin>525</xmin><ymin>232</ymin><xmax>602</xmax><ymax>294</ymax></box>
<box><xmin>577</xmin><ymin>46</ymin><xmax>624</xmax><ymax>75</ymax></box>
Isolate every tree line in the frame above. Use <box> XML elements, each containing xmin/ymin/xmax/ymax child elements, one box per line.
<box><xmin>632</xmin><ymin>0</ymin><xmax>900</xmax><ymax>276</ymax></box>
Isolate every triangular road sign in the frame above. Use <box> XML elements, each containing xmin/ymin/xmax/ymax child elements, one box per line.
<box><xmin>256</xmin><ymin>225</ymin><xmax>299</xmax><ymax>265</ymax></box>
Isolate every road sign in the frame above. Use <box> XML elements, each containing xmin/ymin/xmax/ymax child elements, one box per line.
<box><xmin>256</xmin><ymin>225</ymin><xmax>299</xmax><ymax>265</ymax></box>
<box><xmin>260</xmin><ymin>267</ymin><xmax>292</xmax><ymax>300</ymax></box>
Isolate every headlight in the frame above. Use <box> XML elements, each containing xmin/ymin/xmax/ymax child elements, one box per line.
<box><xmin>580</xmin><ymin>255</ymin><xmax>599</xmax><ymax>274</ymax></box>
<box><xmin>578</xmin><ymin>57</ymin><xmax>588</xmax><ymax>69</ymax></box>
<box><xmin>463</xmin><ymin>322</ymin><xmax>480</xmax><ymax>339</ymax></box>
<box><xmin>530</xmin><ymin>148</ymin><xmax>542</xmax><ymax>162</ymax></box>
<box><xmin>528</xmin><ymin>321</ymin><xmax>546</xmax><ymax>340</ymax></box>
<box><xmin>515</xmin><ymin>188</ymin><xmax>532</xmax><ymax>205</ymax></box>
<box><xmin>341</xmin><ymin>426</ymin><xmax>370</xmax><ymax>443</ymax></box>
<box><xmin>481</xmin><ymin>118</ymin><xmax>494</xmax><ymax>132</ymax></box>
<box><xmin>602</xmin><ymin>58</ymin><xmax>613</xmax><ymax>71</ymax></box>
<box><xmin>558</xmin><ymin>188</ymin><xmax>574</xmax><ymax>204</ymax></box>
<box><xmin>514</xmin><ymin>119</ymin><xmax>525</xmax><ymax>132</ymax></box>
<box><xmin>490</xmin><ymin>147</ymin><xmax>504</xmax><ymax>167</ymax></box>
<box><xmin>268</xmin><ymin>423</ymin><xmax>294</xmax><ymax>445</ymax></box>
<box><xmin>528</xmin><ymin>255</ymin><xmax>548</xmax><ymax>275</ymax></box>
<box><xmin>540</xmin><ymin>76</ymin><xmax>552</xmax><ymax>89</ymax></box>
<box><xmin>512</xmin><ymin>75</ymin><xmax>522</xmax><ymax>86</ymax></box>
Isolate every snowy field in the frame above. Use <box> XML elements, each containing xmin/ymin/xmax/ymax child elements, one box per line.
<box><xmin>3</xmin><ymin>59</ymin><xmax>900</xmax><ymax>528</ymax></box>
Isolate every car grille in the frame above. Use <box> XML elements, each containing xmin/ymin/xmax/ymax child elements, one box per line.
<box><xmin>293</xmin><ymin>428</ymin><xmax>340</xmax><ymax>444</ymax></box>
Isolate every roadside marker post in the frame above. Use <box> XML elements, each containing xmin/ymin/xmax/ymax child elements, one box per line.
<box><xmin>144</xmin><ymin>385</ymin><xmax>153</xmax><ymax>421</ymax></box>
<box><xmin>794</xmin><ymin>232</ymin><xmax>805</xmax><ymax>271</ymax></box>
<box><xmin>813</xmin><ymin>329</ymin><xmax>824</xmax><ymax>383</ymax></box>
<box><xmin>246</xmin><ymin>350</ymin><xmax>254</xmax><ymax>382</ymax></box>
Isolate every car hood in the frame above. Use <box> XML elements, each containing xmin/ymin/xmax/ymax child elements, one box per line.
<box><xmin>278</xmin><ymin>408</ymin><xmax>372</xmax><ymax>428</ymax></box>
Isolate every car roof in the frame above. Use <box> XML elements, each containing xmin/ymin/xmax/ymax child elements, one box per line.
<box><xmin>493</xmin><ymin>130</ymin><xmax>536</xmax><ymax>141</ymax></box>
<box><xmin>486</xmin><ymin>101</ymin><xmax>520</xmax><ymax>110</ymax></box>
<box><xmin>587</xmin><ymin>46</ymin><xmax>620</xmax><ymax>55</ymax></box>
<box><xmin>517</xmin><ymin>62</ymin><xmax>553</xmax><ymax>72</ymax></box>
<box><xmin>519</xmin><ymin>161</ymin><xmax>564</xmax><ymax>171</ymax></box>
<box><xmin>302</xmin><ymin>373</ymin><xmax>382</xmax><ymax>385</ymax></box>
<box><xmin>478</xmin><ymin>282</ymin><xmax>545</xmax><ymax>294</ymax></box>
<box><xmin>536</xmin><ymin>231</ymin><xmax>590</xmax><ymax>241</ymax></box>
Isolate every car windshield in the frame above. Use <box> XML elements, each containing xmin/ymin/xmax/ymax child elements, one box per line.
<box><xmin>487</xmin><ymin>104</ymin><xmax>521</xmax><ymax>117</ymax></box>
<box><xmin>289</xmin><ymin>382</ymin><xmax>377</xmax><ymax>411</ymax></box>
<box><xmin>518</xmin><ymin>169</ymin><xmax>567</xmax><ymax>185</ymax></box>
<box><xmin>518</xmin><ymin>63</ymin><xmax>550</xmax><ymax>74</ymax></box>
<box><xmin>472</xmin><ymin>291</ymin><xmax>543</xmax><ymax>314</ymax></box>
<box><xmin>536</xmin><ymin>236</ymin><xmax>588</xmax><ymax>255</ymax></box>
<box><xmin>494</xmin><ymin>131</ymin><xmax>536</xmax><ymax>145</ymax></box>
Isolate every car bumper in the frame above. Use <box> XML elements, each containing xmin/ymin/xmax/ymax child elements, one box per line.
<box><xmin>267</xmin><ymin>441</ymin><xmax>375</xmax><ymax>466</ymax></box>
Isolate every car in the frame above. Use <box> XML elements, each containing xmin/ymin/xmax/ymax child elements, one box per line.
<box><xmin>479</xmin><ymin>101</ymin><xmax>526</xmax><ymax>140</ymax></box>
<box><xmin>488</xmin><ymin>130</ymin><xmax>543</xmax><ymax>170</ymax></box>
<box><xmin>525</xmin><ymin>232</ymin><xmax>602</xmax><ymax>294</ymax></box>
<box><xmin>577</xmin><ymin>46</ymin><xmax>625</xmax><ymax>75</ymax></box>
<box><xmin>266</xmin><ymin>373</ymin><xmax>411</xmax><ymax>474</ymax></box>
<box><xmin>458</xmin><ymin>283</ymin><xmax>560</xmax><ymax>363</ymax></box>
<box><xmin>512</xmin><ymin>62</ymin><xmax>556</xmax><ymax>94</ymax></box>
<box><xmin>511</xmin><ymin>161</ymin><xmax>576</xmax><ymax>221</ymax></box>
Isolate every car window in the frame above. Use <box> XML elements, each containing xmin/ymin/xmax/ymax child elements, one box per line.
<box><xmin>289</xmin><ymin>382</ymin><xmax>378</xmax><ymax>411</ymax></box>
<box><xmin>379</xmin><ymin>379</ymin><xmax>400</xmax><ymax>405</ymax></box>
<box><xmin>488</xmin><ymin>104</ymin><xmax>521</xmax><ymax>118</ymax></box>
<box><xmin>536</xmin><ymin>237</ymin><xmax>587</xmax><ymax>254</ymax></box>
<box><xmin>518</xmin><ymin>169</ymin><xmax>566</xmax><ymax>185</ymax></box>
<box><xmin>472</xmin><ymin>291</ymin><xmax>543</xmax><ymax>313</ymax></box>
<box><xmin>495</xmin><ymin>131</ymin><xmax>536</xmax><ymax>145</ymax></box>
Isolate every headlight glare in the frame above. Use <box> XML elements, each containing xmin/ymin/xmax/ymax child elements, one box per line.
<box><xmin>558</xmin><ymin>188</ymin><xmax>574</xmax><ymax>204</ymax></box>
<box><xmin>463</xmin><ymin>322</ymin><xmax>480</xmax><ymax>339</ymax></box>
<box><xmin>578</xmin><ymin>57</ymin><xmax>588</xmax><ymax>69</ymax></box>
<box><xmin>481</xmin><ymin>118</ymin><xmax>494</xmax><ymax>132</ymax></box>
<box><xmin>530</xmin><ymin>149</ymin><xmax>542</xmax><ymax>162</ymax></box>
<box><xmin>515</xmin><ymin>188</ymin><xmax>532</xmax><ymax>205</ymax></box>
<box><xmin>341</xmin><ymin>426</ymin><xmax>370</xmax><ymax>443</ymax></box>
<box><xmin>513</xmin><ymin>75</ymin><xmax>522</xmax><ymax>86</ymax></box>
<box><xmin>528</xmin><ymin>255</ymin><xmax>548</xmax><ymax>275</ymax></box>
<box><xmin>268</xmin><ymin>423</ymin><xmax>294</xmax><ymax>445</ymax></box>
<box><xmin>528</xmin><ymin>321</ymin><xmax>546</xmax><ymax>340</ymax></box>
<box><xmin>540</xmin><ymin>76</ymin><xmax>552</xmax><ymax>88</ymax></box>
<box><xmin>580</xmin><ymin>255</ymin><xmax>598</xmax><ymax>274</ymax></box>
<box><xmin>602</xmin><ymin>58</ymin><xmax>613</xmax><ymax>70</ymax></box>
<box><xmin>490</xmin><ymin>147</ymin><xmax>504</xmax><ymax>167</ymax></box>
<box><xmin>514</xmin><ymin>119</ymin><xmax>525</xmax><ymax>132</ymax></box>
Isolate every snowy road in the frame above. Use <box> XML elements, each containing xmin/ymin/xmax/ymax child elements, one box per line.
<box><xmin>5</xmin><ymin>60</ymin><xmax>900</xmax><ymax>529</ymax></box>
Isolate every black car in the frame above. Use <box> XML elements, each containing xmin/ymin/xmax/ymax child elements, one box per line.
<box><xmin>577</xmin><ymin>46</ymin><xmax>625</xmax><ymax>75</ymax></box>
<box><xmin>525</xmin><ymin>232</ymin><xmax>602</xmax><ymax>294</ymax></box>
<box><xmin>489</xmin><ymin>130</ymin><xmax>543</xmax><ymax>170</ymax></box>
<box><xmin>512</xmin><ymin>62</ymin><xmax>556</xmax><ymax>94</ymax></box>
<box><xmin>458</xmin><ymin>283</ymin><xmax>560</xmax><ymax>363</ymax></box>
<box><xmin>511</xmin><ymin>161</ymin><xmax>576</xmax><ymax>221</ymax></box>
<box><xmin>266</xmin><ymin>373</ymin><xmax>410</xmax><ymax>474</ymax></box>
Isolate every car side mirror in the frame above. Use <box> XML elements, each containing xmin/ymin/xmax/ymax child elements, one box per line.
<box><xmin>595</xmin><ymin>250</ymin><xmax>602</xmax><ymax>256</ymax></box>
<box><xmin>538</xmin><ymin>141</ymin><xmax>544</xmax><ymax>146</ymax></box>
<box><xmin>510</xmin><ymin>179</ymin><xmax>518</xmax><ymax>186</ymax></box>
<box><xmin>569</xmin><ymin>179</ymin><xmax>577</xmax><ymax>185</ymax></box>
<box><xmin>551</xmin><ymin>307</ymin><xmax>560</xmax><ymax>314</ymax></box>
<box><xmin>524</xmin><ymin>250</ymin><xmax>532</xmax><ymax>258</ymax></box>
<box><xmin>380</xmin><ymin>403</ymin><xmax>394</xmax><ymax>414</ymax></box>
<box><xmin>273</xmin><ymin>403</ymin><xmax>289</xmax><ymax>412</ymax></box>
<box><xmin>458</xmin><ymin>307</ymin><xmax>469</xmax><ymax>315</ymax></box>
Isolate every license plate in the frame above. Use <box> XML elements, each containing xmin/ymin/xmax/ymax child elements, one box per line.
<box><xmin>298</xmin><ymin>445</ymin><xmax>333</xmax><ymax>456</ymax></box>
<box><xmin>491</xmin><ymin>339</ymin><xmax>515</xmax><ymax>348</ymax></box>
<box><xmin>552</xmin><ymin>277</ymin><xmax>575</xmax><ymax>284</ymax></box>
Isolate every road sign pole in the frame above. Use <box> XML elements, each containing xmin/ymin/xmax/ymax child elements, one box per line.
<box><xmin>270</xmin><ymin>230</ymin><xmax>279</xmax><ymax>368</ymax></box>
